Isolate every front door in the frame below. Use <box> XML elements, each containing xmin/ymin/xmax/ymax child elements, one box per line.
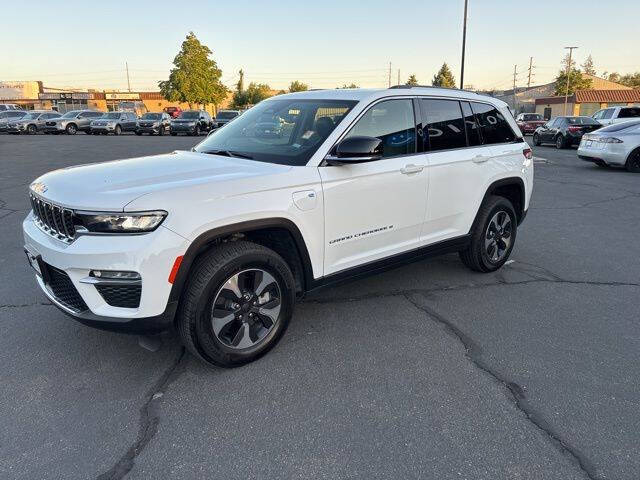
<box><xmin>320</xmin><ymin>98</ymin><xmax>428</xmax><ymax>275</ymax></box>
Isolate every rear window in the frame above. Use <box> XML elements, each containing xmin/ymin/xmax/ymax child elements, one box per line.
<box><xmin>523</xmin><ymin>114</ymin><xmax>543</xmax><ymax>121</ymax></box>
<box><xmin>471</xmin><ymin>102</ymin><xmax>516</xmax><ymax>144</ymax></box>
<box><xmin>421</xmin><ymin>99</ymin><xmax>466</xmax><ymax>151</ymax></box>
<box><xmin>217</xmin><ymin>111</ymin><xmax>239</xmax><ymax>119</ymax></box>
<box><xmin>618</xmin><ymin>107</ymin><xmax>640</xmax><ymax>119</ymax></box>
<box><xmin>567</xmin><ymin>117</ymin><xmax>599</xmax><ymax>125</ymax></box>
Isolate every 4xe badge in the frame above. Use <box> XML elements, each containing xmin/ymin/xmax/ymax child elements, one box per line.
<box><xmin>30</xmin><ymin>182</ymin><xmax>47</xmax><ymax>194</ymax></box>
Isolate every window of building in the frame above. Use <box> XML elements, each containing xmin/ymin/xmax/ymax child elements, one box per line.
<box><xmin>346</xmin><ymin>99</ymin><xmax>416</xmax><ymax>158</ymax></box>
<box><xmin>579</xmin><ymin>103</ymin><xmax>600</xmax><ymax>116</ymax></box>
<box><xmin>471</xmin><ymin>102</ymin><xmax>516</xmax><ymax>144</ymax></box>
<box><xmin>461</xmin><ymin>101</ymin><xmax>482</xmax><ymax>147</ymax></box>
<box><xmin>420</xmin><ymin>99</ymin><xmax>467</xmax><ymax>151</ymax></box>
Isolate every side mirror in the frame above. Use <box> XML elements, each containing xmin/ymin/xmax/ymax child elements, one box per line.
<box><xmin>326</xmin><ymin>136</ymin><xmax>383</xmax><ymax>164</ymax></box>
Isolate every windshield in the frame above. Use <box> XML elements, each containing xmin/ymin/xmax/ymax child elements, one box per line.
<box><xmin>194</xmin><ymin>98</ymin><xmax>357</xmax><ymax>166</ymax></box>
<box><xmin>21</xmin><ymin>112</ymin><xmax>41</xmax><ymax>120</ymax></box>
<box><xmin>217</xmin><ymin>111</ymin><xmax>238</xmax><ymax>120</ymax></box>
<box><xmin>179</xmin><ymin>111</ymin><xmax>200</xmax><ymax>119</ymax></box>
<box><xmin>102</xmin><ymin>112</ymin><xmax>121</xmax><ymax>119</ymax></box>
<box><xmin>141</xmin><ymin>113</ymin><xmax>161</xmax><ymax>120</ymax></box>
<box><xmin>62</xmin><ymin>111</ymin><xmax>80</xmax><ymax>118</ymax></box>
<box><xmin>598</xmin><ymin>120</ymin><xmax>640</xmax><ymax>132</ymax></box>
<box><xmin>567</xmin><ymin>117</ymin><xmax>599</xmax><ymax>125</ymax></box>
<box><xmin>523</xmin><ymin>114</ymin><xmax>543</xmax><ymax>121</ymax></box>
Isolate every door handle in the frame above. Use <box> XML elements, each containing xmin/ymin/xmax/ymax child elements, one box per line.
<box><xmin>472</xmin><ymin>154</ymin><xmax>489</xmax><ymax>163</ymax></box>
<box><xmin>400</xmin><ymin>164</ymin><xmax>424</xmax><ymax>174</ymax></box>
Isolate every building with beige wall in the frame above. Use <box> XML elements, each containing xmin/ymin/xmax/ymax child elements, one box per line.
<box><xmin>535</xmin><ymin>90</ymin><xmax>640</xmax><ymax>119</ymax></box>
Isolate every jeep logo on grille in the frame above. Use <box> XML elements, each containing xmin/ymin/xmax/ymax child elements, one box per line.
<box><xmin>31</xmin><ymin>182</ymin><xmax>48</xmax><ymax>194</ymax></box>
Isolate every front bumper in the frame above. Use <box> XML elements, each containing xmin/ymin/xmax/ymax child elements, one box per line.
<box><xmin>6</xmin><ymin>125</ymin><xmax>26</xmax><ymax>133</ymax></box>
<box><xmin>170</xmin><ymin>124</ymin><xmax>197</xmax><ymax>133</ymax></box>
<box><xmin>90</xmin><ymin>125</ymin><xmax>116</xmax><ymax>132</ymax></box>
<box><xmin>137</xmin><ymin>126</ymin><xmax>161</xmax><ymax>133</ymax></box>
<box><xmin>23</xmin><ymin>213</ymin><xmax>190</xmax><ymax>333</ymax></box>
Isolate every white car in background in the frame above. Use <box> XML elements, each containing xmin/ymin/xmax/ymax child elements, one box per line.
<box><xmin>578</xmin><ymin>119</ymin><xmax>640</xmax><ymax>172</ymax></box>
<box><xmin>592</xmin><ymin>106</ymin><xmax>640</xmax><ymax>126</ymax></box>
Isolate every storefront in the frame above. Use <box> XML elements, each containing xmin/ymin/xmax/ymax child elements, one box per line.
<box><xmin>38</xmin><ymin>92</ymin><xmax>94</xmax><ymax>112</ymax></box>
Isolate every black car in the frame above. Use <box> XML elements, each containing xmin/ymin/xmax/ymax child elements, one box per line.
<box><xmin>532</xmin><ymin>116</ymin><xmax>601</xmax><ymax>149</ymax></box>
<box><xmin>213</xmin><ymin>109</ymin><xmax>240</xmax><ymax>129</ymax></box>
<box><xmin>170</xmin><ymin>110</ymin><xmax>214</xmax><ymax>136</ymax></box>
<box><xmin>136</xmin><ymin>112</ymin><xmax>171</xmax><ymax>135</ymax></box>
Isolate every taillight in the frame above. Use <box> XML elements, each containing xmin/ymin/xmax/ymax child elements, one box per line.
<box><xmin>567</xmin><ymin>126</ymin><xmax>581</xmax><ymax>133</ymax></box>
<box><xmin>523</xmin><ymin>148</ymin><xmax>533</xmax><ymax>160</ymax></box>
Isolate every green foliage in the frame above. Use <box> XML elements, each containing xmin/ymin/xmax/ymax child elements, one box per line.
<box><xmin>406</xmin><ymin>74</ymin><xmax>419</xmax><ymax>86</ymax></box>
<box><xmin>236</xmin><ymin>69</ymin><xmax>245</xmax><ymax>93</ymax></box>
<box><xmin>581</xmin><ymin>55</ymin><xmax>596</xmax><ymax>76</ymax></box>
<box><xmin>288</xmin><ymin>81</ymin><xmax>309</xmax><ymax>92</ymax></box>
<box><xmin>553</xmin><ymin>69</ymin><xmax>592</xmax><ymax>95</ymax></box>
<box><xmin>158</xmin><ymin>32</ymin><xmax>228</xmax><ymax>107</ymax></box>
<box><xmin>337</xmin><ymin>83</ymin><xmax>359</xmax><ymax>89</ymax></box>
<box><xmin>432</xmin><ymin>63</ymin><xmax>456</xmax><ymax>88</ymax></box>
<box><xmin>232</xmin><ymin>82</ymin><xmax>272</xmax><ymax>108</ymax></box>
<box><xmin>602</xmin><ymin>71</ymin><xmax>640</xmax><ymax>88</ymax></box>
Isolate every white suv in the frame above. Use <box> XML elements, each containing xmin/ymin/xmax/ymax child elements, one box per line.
<box><xmin>23</xmin><ymin>87</ymin><xmax>533</xmax><ymax>367</ymax></box>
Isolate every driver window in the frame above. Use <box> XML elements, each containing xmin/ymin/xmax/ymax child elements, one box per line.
<box><xmin>344</xmin><ymin>99</ymin><xmax>416</xmax><ymax>158</ymax></box>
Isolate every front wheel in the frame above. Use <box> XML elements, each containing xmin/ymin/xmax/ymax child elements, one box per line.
<box><xmin>625</xmin><ymin>148</ymin><xmax>640</xmax><ymax>173</ymax></box>
<box><xmin>65</xmin><ymin>124</ymin><xmax>77</xmax><ymax>135</ymax></box>
<box><xmin>177</xmin><ymin>241</ymin><xmax>295</xmax><ymax>368</ymax></box>
<box><xmin>159</xmin><ymin>126</ymin><xmax>165</xmax><ymax>136</ymax></box>
<box><xmin>532</xmin><ymin>133</ymin><xmax>540</xmax><ymax>146</ymax></box>
<box><xmin>193</xmin><ymin>125</ymin><xmax>200</xmax><ymax>136</ymax></box>
<box><xmin>114</xmin><ymin>125</ymin><xmax>122</xmax><ymax>136</ymax></box>
<box><xmin>27</xmin><ymin>124</ymin><xmax>37</xmax><ymax>135</ymax></box>
<box><xmin>459</xmin><ymin>195</ymin><xmax>517</xmax><ymax>273</ymax></box>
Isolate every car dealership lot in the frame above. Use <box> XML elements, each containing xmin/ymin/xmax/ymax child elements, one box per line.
<box><xmin>1</xmin><ymin>135</ymin><xmax>639</xmax><ymax>479</ymax></box>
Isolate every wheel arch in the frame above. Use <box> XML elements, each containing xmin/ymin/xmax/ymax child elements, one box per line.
<box><xmin>475</xmin><ymin>177</ymin><xmax>526</xmax><ymax>226</ymax></box>
<box><xmin>167</xmin><ymin>218</ymin><xmax>314</xmax><ymax>307</ymax></box>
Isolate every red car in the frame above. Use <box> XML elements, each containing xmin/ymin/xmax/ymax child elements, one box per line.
<box><xmin>515</xmin><ymin>113</ymin><xmax>546</xmax><ymax>135</ymax></box>
<box><xmin>163</xmin><ymin>106</ymin><xmax>183</xmax><ymax>119</ymax></box>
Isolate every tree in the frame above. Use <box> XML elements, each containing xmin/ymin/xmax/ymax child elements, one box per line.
<box><xmin>406</xmin><ymin>74</ymin><xmax>419</xmax><ymax>86</ymax></box>
<box><xmin>619</xmin><ymin>72</ymin><xmax>640</xmax><ymax>88</ymax></box>
<box><xmin>158</xmin><ymin>32</ymin><xmax>227</xmax><ymax>108</ymax></box>
<box><xmin>232</xmin><ymin>82</ymin><xmax>272</xmax><ymax>108</ymax></box>
<box><xmin>553</xmin><ymin>69</ymin><xmax>592</xmax><ymax>95</ymax></box>
<box><xmin>236</xmin><ymin>69</ymin><xmax>245</xmax><ymax>93</ymax></box>
<box><xmin>337</xmin><ymin>83</ymin><xmax>359</xmax><ymax>89</ymax></box>
<box><xmin>288</xmin><ymin>81</ymin><xmax>309</xmax><ymax>92</ymax></box>
<box><xmin>432</xmin><ymin>63</ymin><xmax>456</xmax><ymax>88</ymax></box>
<box><xmin>581</xmin><ymin>55</ymin><xmax>596</xmax><ymax>76</ymax></box>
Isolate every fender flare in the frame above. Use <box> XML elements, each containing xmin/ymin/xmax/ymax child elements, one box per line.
<box><xmin>472</xmin><ymin>177</ymin><xmax>526</xmax><ymax>227</ymax></box>
<box><xmin>167</xmin><ymin>217</ymin><xmax>314</xmax><ymax>304</ymax></box>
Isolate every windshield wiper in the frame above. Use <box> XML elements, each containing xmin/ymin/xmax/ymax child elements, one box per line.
<box><xmin>201</xmin><ymin>149</ymin><xmax>254</xmax><ymax>159</ymax></box>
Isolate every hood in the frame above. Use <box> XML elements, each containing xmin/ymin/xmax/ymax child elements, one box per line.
<box><xmin>29</xmin><ymin>150</ymin><xmax>290</xmax><ymax>211</ymax></box>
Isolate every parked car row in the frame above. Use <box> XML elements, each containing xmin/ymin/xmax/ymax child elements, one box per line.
<box><xmin>0</xmin><ymin>108</ymin><xmax>243</xmax><ymax>136</ymax></box>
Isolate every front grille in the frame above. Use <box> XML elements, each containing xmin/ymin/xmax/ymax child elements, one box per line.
<box><xmin>47</xmin><ymin>265</ymin><xmax>88</xmax><ymax>313</ymax></box>
<box><xmin>96</xmin><ymin>284</ymin><xmax>141</xmax><ymax>308</ymax></box>
<box><xmin>29</xmin><ymin>194</ymin><xmax>76</xmax><ymax>242</ymax></box>
<box><xmin>139</xmin><ymin>122</ymin><xmax>152</xmax><ymax>127</ymax></box>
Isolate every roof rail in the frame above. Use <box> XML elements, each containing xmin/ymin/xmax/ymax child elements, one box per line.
<box><xmin>388</xmin><ymin>85</ymin><xmax>478</xmax><ymax>95</ymax></box>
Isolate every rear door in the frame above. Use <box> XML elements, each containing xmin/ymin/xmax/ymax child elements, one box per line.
<box><xmin>320</xmin><ymin>97</ymin><xmax>428</xmax><ymax>274</ymax></box>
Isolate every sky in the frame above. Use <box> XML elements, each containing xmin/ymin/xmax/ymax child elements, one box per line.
<box><xmin>2</xmin><ymin>0</ymin><xmax>639</xmax><ymax>92</ymax></box>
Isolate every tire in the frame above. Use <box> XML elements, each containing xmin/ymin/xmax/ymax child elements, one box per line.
<box><xmin>193</xmin><ymin>125</ymin><xmax>200</xmax><ymax>136</ymax></box>
<box><xmin>114</xmin><ymin>125</ymin><xmax>122</xmax><ymax>136</ymax></box>
<box><xmin>27</xmin><ymin>124</ymin><xmax>37</xmax><ymax>135</ymax></box>
<box><xmin>459</xmin><ymin>195</ymin><xmax>517</xmax><ymax>273</ymax></box>
<box><xmin>555</xmin><ymin>135</ymin><xmax>565</xmax><ymax>149</ymax></box>
<box><xmin>66</xmin><ymin>123</ymin><xmax>77</xmax><ymax>135</ymax></box>
<box><xmin>625</xmin><ymin>148</ymin><xmax>640</xmax><ymax>173</ymax></box>
<box><xmin>92</xmin><ymin>131</ymin><xmax>99</xmax><ymax>135</ymax></box>
<box><xmin>177</xmin><ymin>241</ymin><xmax>295</xmax><ymax>368</ymax></box>
<box><xmin>171</xmin><ymin>132</ymin><xmax>177</xmax><ymax>136</ymax></box>
<box><xmin>532</xmin><ymin>133</ymin><xmax>541</xmax><ymax>146</ymax></box>
<box><xmin>159</xmin><ymin>126</ymin><xmax>165</xmax><ymax>136</ymax></box>
<box><xmin>135</xmin><ymin>130</ymin><xmax>142</xmax><ymax>136</ymax></box>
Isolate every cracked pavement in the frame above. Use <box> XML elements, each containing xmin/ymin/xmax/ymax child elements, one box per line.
<box><xmin>0</xmin><ymin>135</ymin><xmax>639</xmax><ymax>479</ymax></box>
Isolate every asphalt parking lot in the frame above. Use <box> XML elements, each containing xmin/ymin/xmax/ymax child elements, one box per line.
<box><xmin>1</xmin><ymin>133</ymin><xmax>639</xmax><ymax>480</ymax></box>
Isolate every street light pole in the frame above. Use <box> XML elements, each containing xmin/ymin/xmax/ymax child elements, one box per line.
<box><xmin>563</xmin><ymin>46</ymin><xmax>578</xmax><ymax>115</ymax></box>
<box><xmin>460</xmin><ymin>0</ymin><xmax>469</xmax><ymax>89</ymax></box>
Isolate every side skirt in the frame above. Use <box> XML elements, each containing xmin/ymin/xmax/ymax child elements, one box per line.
<box><xmin>306</xmin><ymin>234</ymin><xmax>470</xmax><ymax>293</ymax></box>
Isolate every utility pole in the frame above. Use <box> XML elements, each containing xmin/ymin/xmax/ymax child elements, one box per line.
<box><xmin>563</xmin><ymin>46</ymin><xmax>578</xmax><ymax>115</ymax></box>
<box><xmin>397</xmin><ymin>69</ymin><xmax>400</xmax><ymax>86</ymax></box>
<box><xmin>512</xmin><ymin>64</ymin><xmax>518</xmax><ymax>113</ymax></box>
<box><xmin>388</xmin><ymin>62</ymin><xmax>392</xmax><ymax>88</ymax></box>
<box><xmin>460</xmin><ymin>0</ymin><xmax>469</xmax><ymax>89</ymax></box>
<box><xmin>125</xmin><ymin>61</ymin><xmax>131</xmax><ymax>92</ymax></box>
<box><xmin>527</xmin><ymin>57</ymin><xmax>534</xmax><ymax>88</ymax></box>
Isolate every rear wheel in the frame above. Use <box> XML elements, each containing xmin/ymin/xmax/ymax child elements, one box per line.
<box><xmin>532</xmin><ymin>133</ymin><xmax>541</xmax><ymax>146</ymax></box>
<box><xmin>459</xmin><ymin>195</ymin><xmax>517</xmax><ymax>273</ymax></box>
<box><xmin>135</xmin><ymin>130</ymin><xmax>142</xmax><ymax>136</ymax></box>
<box><xmin>555</xmin><ymin>135</ymin><xmax>565</xmax><ymax>149</ymax></box>
<box><xmin>626</xmin><ymin>148</ymin><xmax>640</xmax><ymax>173</ymax></box>
<box><xmin>159</xmin><ymin>126</ymin><xmax>165</xmax><ymax>136</ymax></box>
<box><xmin>177</xmin><ymin>241</ymin><xmax>295</xmax><ymax>367</ymax></box>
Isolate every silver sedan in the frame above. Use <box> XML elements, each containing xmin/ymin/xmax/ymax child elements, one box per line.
<box><xmin>578</xmin><ymin>119</ymin><xmax>640</xmax><ymax>173</ymax></box>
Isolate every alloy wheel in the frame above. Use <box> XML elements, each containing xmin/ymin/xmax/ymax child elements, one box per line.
<box><xmin>210</xmin><ymin>268</ymin><xmax>282</xmax><ymax>350</ymax></box>
<box><xmin>485</xmin><ymin>211</ymin><xmax>512</xmax><ymax>263</ymax></box>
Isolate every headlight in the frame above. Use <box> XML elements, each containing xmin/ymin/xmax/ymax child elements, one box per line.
<box><xmin>107</xmin><ymin>121</ymin><xmax>116</xmax><ymax>127</ymax></box>
<box><xmin>75</xmin><ymin>210</ymin><xmax>167</xmax><ymax>233</ymax></box>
